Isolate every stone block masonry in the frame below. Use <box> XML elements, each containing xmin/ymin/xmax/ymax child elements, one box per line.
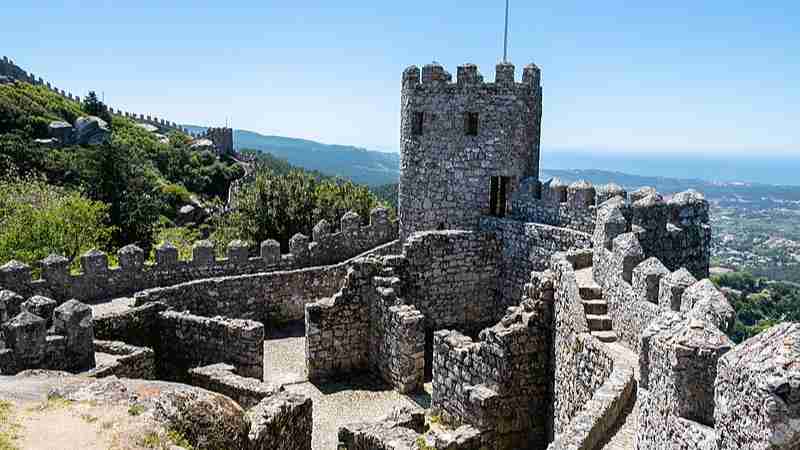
<box><xmin>0</xmin><ymin>296</ymin><xmax>95</xmax><ymax>375</ymax></box>
<box><xmin>248</xmin><ymin>391</ymin><xmax>313</xmax><ymax>450</ymax></box>
<box><xmin>399</xmin><ymin>62</ymin><xmax>542</xmax><ymax>238</ymax></box>
<box><xmin>401</xmin><ymin>230</ymin><xmax>501</xmax><ymax>331</ymax></box>
<box><xmin>189</xmin><ymin>363</ymin><xmax>279</xmax><ymax>409</ymax></box>
<box><xmin>481</xmin><ymin>217</ymin><xmax>592</xmax><ymax>313</ymax></box>
<box><xmin>0</xmin><ymin>208</ymin><xmax>397</xmax><ymax>303</ymax></box>
<box><xmin>135</xmin><ymin>263</ymin><xmax>348</xmax><ymax>324</ymax></box>
<box><xmin>637</xmin><ymin>314</ymin><xmax>733</xmax><ymax>450</ymax></box>
<box><xmin>157</xmin><ymin>310</ymin><xmax>264</xmax><ymax>381</ymax></box>
<box><xmin>87</xmin><ymin>340</ymin><xmax>156</xmax><ymax>380</ymax></box>
<box><xmin>305</xmin><ymin>260</ymin><xmax>377</xmax><ymax>382</ymax></box>
<box><xmin>715</xmin><ymin>322</ymin><xmax>800</xmax><ymax>450</ymax></box>
<box><xmin>432</xmin><ymin>270</ymin><xmax>553</xmax><ymax>449</ymax></box>
<box><xmin>550</xmin><ymin>255</ymin><xmax>615</xmax><ymax>438</ymax></box>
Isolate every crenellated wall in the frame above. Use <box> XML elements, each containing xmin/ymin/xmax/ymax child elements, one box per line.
<box><xmin>0</xmin><ymin>56</ymin><xmax>182</xmax><ymax>131</ymax></box>
<box><xmin>0</xmin><ymin>298</ymin><xmax>94</xmax><ymax>375</ymax></box>
<box><xmin>0</xmin><ymin>208</ymin><xmax>397</xmax><ymax>304</ymax></box>
<box><xmin>591</xmin><ymin>191</ymin><xmax>721</xmax><ymax>351</ymax></box>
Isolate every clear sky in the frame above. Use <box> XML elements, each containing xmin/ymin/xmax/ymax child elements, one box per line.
<box><xmin>3</xmin><ymin>1</ymin><xmax>798</xmax><ymax>155</ymax></box>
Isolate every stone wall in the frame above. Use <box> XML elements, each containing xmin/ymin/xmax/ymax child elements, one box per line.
<box><xmin>248</xmin><ymin>390</ymin><xmax>313</xmax><ymax>450</ymax></box>
<box><xmin>399</xmin><ymin>62</ymin><xmax>542</xmax><ymax>238</ymax></box>
<box><xmin>0</xmin><ymin>298</ymin><xmax>94</xmax><ymax>375</ymax></box>
<box><xmin>0</xmin><ymin>56</ymin><xmax>181</xmax><ymax>130</ymax></box>
<box><xmin>637</xmin><ymin>313</ymin><xmax>733</xmax><ymax>450</ymax></box>
<box><xmin>480</xmin><ymin>217</ymin><xmax>592</xmax><ymax>312</ymax></box>
<box><xmin>0</xmin><ymin>208</ymin><xmax>397</xmax><ymax>303</ymax></box>
<box><xmin>93</xmin><ymin>302</ymin><xmax>167</xmax><ymax>349</ymax></box>
<box><xmin>87</xmin><ymin>340</ymin><xmax>156</xmax><ymax>380</ymax></box>
<box><xmin>135</xmin><ymin>263</ymin><xmax>348</xmax><ymax>324</ymax></box>
<box><xmin>431</xmin><ymin>271</ymin><xmax>553</xmax><ymax>449</ymax></box>
<box><xmin>401</xmin><ymin>230</ymin><xmax>501</xmax><ymax>331</ymax></box>
<box><xmin>305</xmin><ymin>260</ymin><xmax>377</xmax><ymax>382</ymax></box>
<box><xmin>715</xmin><ymin>322</ymin><xmax>800</xmax><ymax>450</ymax></box>
<box><xmin>509</xmin><ymin>179</ymin><xmax>612</xmax><ymax>234</ymax></box>
<box><xmin>549</xmin><ymin>255</ymin><xmax>615</xmax><ymax>438</ymax></box>
<box><xmin>189</xmin><ymin>363</ymin><xmax>278</xmax><ymax>409</ymax></box>
<box><xmin>157</xmin><ymin>311</ymin><xmax>264</xmax><ymax>380</ymax></box>
<box><xmin>592</xmin><ymin>193</ymin><xmax>720</xmax><ymax>351</ymax></box>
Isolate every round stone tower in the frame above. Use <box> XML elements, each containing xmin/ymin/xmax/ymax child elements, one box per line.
<box><xmin>398</xmin><ymin>62</ymin><xmax>543</xmax><ymax>239</ymax></box>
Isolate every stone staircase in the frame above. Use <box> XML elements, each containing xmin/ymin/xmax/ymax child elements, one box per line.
<box><xmin>576</xmin><ymin>268</ymin><xmax>618</xmax><ymax>343</ymax></box>
<box><xmin>372</xmin><ymin>267</ymin><xmax>403</xmax><ymax>306</ymax></box>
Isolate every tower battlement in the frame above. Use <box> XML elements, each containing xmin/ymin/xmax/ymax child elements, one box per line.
<box><xmin>399</xmin><ymin>62</ymin><xmax>543</xmax><ymax>238</ymax></box>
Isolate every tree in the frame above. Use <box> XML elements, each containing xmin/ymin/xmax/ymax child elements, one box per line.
<box><xmin>212</xmin><ymin>168</ymin><xmax>387</xmax><ymax>252</ymax></box>
<box><xmin>0</xmin><ymin>175</ymin><xmax>113</xmax><ymax>265</ymax></box>
<box><xmin>83</xmin><ymin>91</ymin><xmax>112</xmax><ymax>124</ymax></box>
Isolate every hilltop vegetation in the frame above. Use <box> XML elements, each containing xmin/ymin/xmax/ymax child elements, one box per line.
<box><xmin>712</xmin><ymin>271</ymin><xmax>800</xmax><ymax>343</ymax></box>
<box><xmin>0</xmin><ymin>81</ymin><xmax>391</xmax><ymax>267</ymax></box>
<box><xmin>0</xmin><ymin>82</ymin><xmax>239</xmax><ymax>265</ymax></box>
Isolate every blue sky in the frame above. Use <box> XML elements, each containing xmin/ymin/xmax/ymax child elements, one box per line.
<box><xmin>3</xmin><ymin>1</ymin><xmax>799</xmax><ymax>155</ymax></box>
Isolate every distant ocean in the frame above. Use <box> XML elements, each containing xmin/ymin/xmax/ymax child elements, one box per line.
<box><xmin>541</xmin><ymin>150</ymin><xmax>800</xmax><ymax>186</ymax></box>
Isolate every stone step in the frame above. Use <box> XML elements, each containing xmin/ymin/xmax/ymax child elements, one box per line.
<box><xmin>582</xmin><ymin>300</ymin><xmax>608</xmax><ymax>316</ymax></box>
<box><xmin>586</xmin><ymin>314</ymin><xmax>613</xmax><ymax>331</ymax></box>
<box><xmin>591</xmin><ymin>330</ymin><xmax>618</xmax><ymax>343</ymax></box>
<box><xmin>373</xmin><ymin>276</ymin><xmax>399</xmax><ymax>288</ymax></box>
<box><xmin>579</xmin><ymin>285</ymin><xmax>603</xmax><ymax>300</ymax></box>
<box><xmin>375</xmin><ymin>287</ymin><xmax>396</xmax><ymax>301</ymax></box>
<box><xmin>381</xmin><ymin>267</ymin><xmax>396</xmax><ymax>276</ymax></box>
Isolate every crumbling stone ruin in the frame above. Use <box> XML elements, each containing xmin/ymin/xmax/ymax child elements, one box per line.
<box><xmin>1</xmin><ymin>60</ymin><xmax>798</xmax><ymax>450</ymax></box>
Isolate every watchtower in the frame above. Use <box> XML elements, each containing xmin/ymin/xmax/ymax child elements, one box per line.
<box><xmin>398</xmin><ymin>62</ymin><xmax>542</xmax><ymax>238</ymax></box>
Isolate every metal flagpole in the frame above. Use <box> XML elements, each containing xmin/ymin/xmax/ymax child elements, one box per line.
<box><xmin>503</xmin><ymin>0</ymin><xmax>510</xmax><ymax>62</ymax></box>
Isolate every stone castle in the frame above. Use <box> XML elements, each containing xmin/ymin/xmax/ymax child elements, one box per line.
<box><xmin>0</xmin><ymin>60</ymin><xmax>797</xmax><ymax>450</ymax></box>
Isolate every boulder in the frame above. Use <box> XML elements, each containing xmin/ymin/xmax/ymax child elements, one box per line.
<box><xmin>74</xmin><ymin>116</ymin><xmax>110</xmax><ymax>145</ymax></box>
<box><xmin>47</xmin><ymin>120</ymin><xmax>74</xmax><ymax>144</ymax></box>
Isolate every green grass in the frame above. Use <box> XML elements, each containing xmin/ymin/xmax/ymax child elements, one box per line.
<box><xmin>0</xmin><ymin>400</ymin><xmax>20</xmax><ymax>450</ymax></box>
<box><xmin>416</xmin><ymin>436</ymin><xmax>437</xmax><ymax>450</ymax></box>
<box><xmin>127</xmin><ymin>404</ymin><xmax>145</xmax><ymax>417</ymax></box>
<box><xmin>138</xmin><ymin>428</ymin><xmax>195</xmax><ymax>450</ymax></box>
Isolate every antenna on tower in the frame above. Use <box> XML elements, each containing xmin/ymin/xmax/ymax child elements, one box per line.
<box><xmin>503</xmin><ymin>0</ymin><xmax>510</xmax><ymax>63</ymax></box>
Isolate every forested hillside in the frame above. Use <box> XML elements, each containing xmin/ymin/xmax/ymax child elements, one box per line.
<box><xmin>0</xmin><ymin>81</ymin><xmax>388</xmax><ymax>269</ymax></box>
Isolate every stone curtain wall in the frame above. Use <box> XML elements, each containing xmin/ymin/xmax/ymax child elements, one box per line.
<box><xmin>87</xmin><ymin>340</ymin><xmax>156</xmax><ymax>380</ymax></box>
<box><xmin>93</xmin><ymin>302</ymin><xmax>167</xmax><ymax>349</ymax></box>
<box><xmin>714</xmin><ymin>322</ymin><xmax>800</xmax><ymax>450</ymax></box>
<box><xmin>0</xmin><ymin>298</ymin><xmax>94</xmax><ymax>375</ymax></box>
<box><xmin>431</xmin><ymin>271</ymin><xmax>553</xmax><ymax>449</ymax></box>
<box><xmin>549</xmin><ymin>256</ymin><xmax>615</xmax><ymax>438</ymax></box>
<box><xmin>367</xmin><ymin>257</ymin><xmax>426</xmax><ymax>394</ymax></box>
<box><xmin>398</xmin><ymin>62</ymin><xmax>542</xmax><ymax>238</ymax></box>
<box><xmin>637</xmin><ymin>313</ymin><xmax>733</xmax><ymax>450</ymax></box>
<box><xmin>509</xmin><ymin>179</ymin><xmax>615</xmax><ymax>234</ymax></box>
<box><xmin>401</xmin><ymin>230</ymin><xmax>501</xmax><ymax>331</ymax></box>
<box><xmin>304</xmin><ymin>256</ymin><xmax>426</xmax><ymax>391</ymax></box>
<box><xmin>0</xmin><ymin>208</ymin><xmax>397</xmax><ymax>303</ymax></box>
<box><xmin>635</xmin><ymin>320</ymin><xmax>800</xmax><ymax>450</ymax></box>
<box><xmin>157</xmin><ymin>311</ymin><xmax>264</xmax><ymax>380</ymax></box>
<box><xmin>592</xmin><ymin>194</ymin><xmax>721</xmax><ymax>351</ymax></box>
<box><xmin>480</xmin><ymin>217</ymin><xmax>592</xmax><ymax>313</ymax></box>
<box><xmin>135</xmin><ymin>263</ymin><xmax>348</xmax><ymax>324</ymax></box>
<box><xmin>305</xmin><ymin>260</ymin><xmax>376</xmax><ymax>382</ymax></box>
<box><xmin>189</xmin><ymin>363</ymin><xmax>278</xmax><ymax>409</ymax></box>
